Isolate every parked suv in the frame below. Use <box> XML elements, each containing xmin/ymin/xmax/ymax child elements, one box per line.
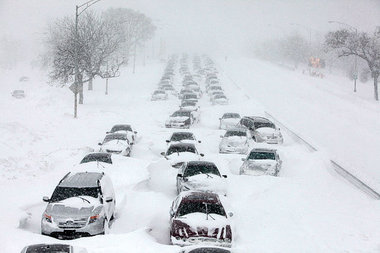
<box><xmin>41</xmin><ymin>172</ymin><xmax>116</xmax><ymax>239</ymax></box>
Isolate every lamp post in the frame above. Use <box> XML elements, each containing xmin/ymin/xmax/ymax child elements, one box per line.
<box><xmin>73</xmin><ymin>0</ymin><xmax>102</xmax><ymax>118</ymax></box>
<box><xmin>328</xmin><ymin>20</ymin><xmax>358</xmax><ymax>92</ymax></box>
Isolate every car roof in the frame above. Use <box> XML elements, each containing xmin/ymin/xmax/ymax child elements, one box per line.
<box><xmin>250</xmin><ymin>148</ymin><xmax>277</xmax><ymax>153</ymax></box>
<box><xmin>186</xmin><ymin>161</ymin><xmax>216</xmax><ymax>166</ymax></box>
<box><xmin>172</xmin><ymin>132</ymin><xmax>194</xmax><ymax>136</ymax></box>
<box><xmin>59</xmin><ymin>172</ymin><xmax>103</xmax><ymax>188</ymax></box>
<box><xmin>112</xmin><ymin>124</ymin><xmax>131</xmax><ymax>128</ymax></box>
<box><xmin>179</xmin><ymin>190</ymin><xmax>220</xmax><ymax>202</ymax></box>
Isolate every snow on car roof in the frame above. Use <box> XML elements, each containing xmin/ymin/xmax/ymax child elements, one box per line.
<box><xmin>250</xmin><ymin>148</ymin><xmax>277</xmax><ymax>153</ymax></box>
<box><xmin>59</xmin><ymin>172</ymin><xmax>103</xmax><ymax>188</ymax></box>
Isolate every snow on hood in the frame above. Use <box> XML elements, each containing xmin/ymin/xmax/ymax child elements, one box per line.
<box><xmin>46</xmin><ymin>196</ymin><xmax>100</xmax><ymax>217</ymax></box>
<box><xmin>222</xmin><ymin>136</ymin><xmax>247</xmax><ymax>145</ymax></box>
<box><xmin>176</xmin><ymin>212</ymin><xmax>229</xmax><ymax>236</ymax></box>
<box><xmin>168</xmin><ymin>116</ymin><xmax>190</xmax><ymax>122</ymax></box>
<box><xmin>221</xmin><ymin>118</ymin><xmax>240</xmax><ymax>124</ymax></box>
<box><xmin>246</xmin><ymin>159</ymin><xmax>277</xmax><ymax>170</ymax></box>
<box><xmin>184</xmin><ymin>174</ymin><xmax>226</xmax><ymax>194</ymax></box>
<box><xmin>101</xmin><ymin>140</ymin><xmax>129</xmax><ymax>151</ymax></box>
<box><xmin>256</xmin><ymin>127</ymin><xmax>278</xmax><ymax>135</ymax></box>
<box><xmin>167</xmin><ymin>152</ymin><xmax>200</xmax><ymax>165</ymax></box>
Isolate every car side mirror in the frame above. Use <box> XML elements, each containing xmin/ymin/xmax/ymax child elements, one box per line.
<box><xmin>198</xmin><ymin>140</ymin><xmax>201</xmax><ymax>143</ymax></box>
<box><xmin>43</xmin><ymin>196</ymin><xmax>50</xmax><ymax>202</ymax></box>
<box><xmin>200</xmin><ymin>153</ymin><xmax>204</xmax><ymax>157</ymax></box>
<box><xmin>134</xmin><ymin>131</ymin><xmax>137</xmax><ymax>134</ymax></box>
<box><xmin>98</xmin><ymin>142</ymin><xmax>102</xmax><ymax>146</ymax></box>
<box><xmin>160</xmin><ymin>152</ymin><xmax>166</xmax><ymax>156</ymax></box>
<box><xmin>241</xmin><ymin>158</ymin><xmax>246</xmax><ymax>161</ymax></box>
<box><xmin>166</xmin><ymin>140</ymin><xmax>170</xmax><ymax>143</ymax></box>
<box><xmin>228</xmin><ymin>212</ymin><xmax>233</xmax><ymax>217</ymax></box>
<box><xmin>177</xmin><ymin>174</ymin><xmax>183</xmax><ymax>177</ymax></box>
<box><xmin>106</xmin><ymin>131</ymin><xmax>110</xmax><ymax>134</ymax></box>
<box><xmin>105</xmin><ymin>197</ymin><xmax>113</xmax><ymax>203</ymax></box>
<box><xmin>222</xmin><ymin>175</ymin><xmax>227</xmax><ymax>178</ymax></box>
<box><xmin>220</xmin><ymin>135</ymin><xmax>223</xmax><ymax>138</ymax></box>
<box><xmin>170</xmin><ymin>209</ymin><xmax>174</xmax><ymax>218</ymax></box>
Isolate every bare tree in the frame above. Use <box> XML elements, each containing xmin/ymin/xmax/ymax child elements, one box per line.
<box><xmin>325</xmin><ymin>29</ymin><xmax>380</xmax><ymax>100</ymax></box>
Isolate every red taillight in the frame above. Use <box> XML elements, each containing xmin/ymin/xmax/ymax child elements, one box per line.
<box><xmin>89</xmin><ymin>214</ymin><xmax>99</xmax><ymax>224</ymax></box>
<box><xmin>44</xmin><ymin>213</ymin><xmax>52</xmax><ymax>223</ymax></box>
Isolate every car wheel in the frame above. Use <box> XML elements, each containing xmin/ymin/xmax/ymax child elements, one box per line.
<box><xmin>125</xmin><ymin>148</ymin><xmax>131</xmax><ymax>157</ymax></box>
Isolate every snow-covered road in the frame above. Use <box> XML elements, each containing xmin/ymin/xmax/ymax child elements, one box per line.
<box><xmin>0</xmin><ymin>58</ymin><xmax>379</xmax><ymax>252</ymax></box>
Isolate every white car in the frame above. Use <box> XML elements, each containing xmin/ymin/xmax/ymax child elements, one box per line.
<box><xmin>219</xmin><ymin>113</ymin><xmax>241</xmax><ymax>130</ymax></box>
<box><xmin>176</xmin><ymin>161</ymin><xmax>227</xmax><ymax>195</ymax></box>
<box><xmin>166</xmin><ymin>132</ymin><xmax>201</xmax><ymax>145</ymax></box>
<box><xmin>98</xmin><ymin>133</ymin><xmax>132</xmax><ymax>156</ymax></box>
<box><xmin>106</xmin><ymin>124</ymin><xmax>137</xmax><ymax>144</ymax></box>
<box><xmin>240</xmin><ymin>148</ymin><xmax>282</xmax><ymax>176</ymax></box>
<box><xmin>219</xmin><ymin>128</ymin><xmax>250</xmax><ymax>154</ymax></box>
<box><xmin>41</xmin><ymin>172</ymin><xmax>116</xmax><ymax>239</ymax></box>
<box><xmin>165</xmin><ymin>110</ymin><xmax>194</xmax><ymax>129</ymax></box>
<box><xmin>161</xmin><ymin>143</ymin><xmax>204</xmax><ymax>168</ymax></box>
<box><xmin>151</xmin><ymin>90</ymin><xmax>168</xmax><ymax>101</ymax></box>
<box><xmin>211</xmin><ymin>94</ymin><xmax>228</xmax><ymax>105</ymax></box>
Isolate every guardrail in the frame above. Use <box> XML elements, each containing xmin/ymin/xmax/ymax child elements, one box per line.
<box><xmin>265</xmin><ymin>111</ymin><xmax>380</xmax><ymax>200</ymax></box>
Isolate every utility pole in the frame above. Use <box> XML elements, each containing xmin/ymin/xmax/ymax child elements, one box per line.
<box><xmin>133</xmin><ymin>43</ymin><xmax>137</xmax><ymax>74</ymax></box>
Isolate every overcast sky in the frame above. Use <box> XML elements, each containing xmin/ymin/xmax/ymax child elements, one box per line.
<box><xmin>0</xmin><ymin>0</ymin><xmax>379</xmax><ymax>60</ymax></box>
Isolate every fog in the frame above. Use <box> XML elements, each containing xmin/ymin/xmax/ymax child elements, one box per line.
<box><xmin>0</xmin><ymin>0</ymin><xmax>379</xmax><ymax>63</ymax></box>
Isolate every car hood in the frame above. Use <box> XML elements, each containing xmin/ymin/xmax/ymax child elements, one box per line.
<box><xmin>220</xmin><ymin>118</ymin><xmax>240</xmax><ymax>125</ymax></box>
<box><xmin>167</xmin><ymin>116</ymin><xmax>190</xmax><ymax>122</ymax></box>
<box><xmin>245</xmin><ymin>160</ymin><xmax>277</xmax><ymax>170</ymax></box>
<box><xmin>183</xmin><ymin>174</ymin><xmax>226</xmax><ymax>193</ymax></box>
<box><xmin>46</xmin><ymin>196</ymin><xmax>101</xmax><ymax>217</ymax></box>
<box><xmin>175</xmin><ymin>212</ymin><xmax>229</xmax><ymax>235</ymax></box>
<box><xmin>101</xmin><ymin>140</ymin><xmax>129</xmax><ymax>150</ymax></box>
<box><xmin>221</xmin><ymin>136</ymin><xmax>247</xmax><ymax>146</ymax></box>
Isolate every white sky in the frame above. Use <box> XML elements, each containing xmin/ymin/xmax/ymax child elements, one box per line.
<box><xmin>0</xmin><ymin>0</ymin><xmax>379</xmax><ymax>60</ymax></box>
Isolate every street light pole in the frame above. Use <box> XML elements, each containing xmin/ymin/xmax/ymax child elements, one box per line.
<box><xmin>73</xmin><ymin>0</ymin><xmax>102</xmax><ymax>118</ymax></box>
<box><xmin>328</xmin><ymin>20</ymin><xmax>358</xmax><ymax>92</ymax></box>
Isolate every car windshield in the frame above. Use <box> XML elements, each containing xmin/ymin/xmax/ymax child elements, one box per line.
<box><xmin>80</xmin><ymin>153</ymin><xmax>112</xmax><ymax>164</ymax></box>
<box><xmin>172</xmin><ymin>111</ymin><xmax>191</xmax><ymax>117</ymax></box>
<box><xmin>184</xmin><ymin>163</ymin><xmax>221</xmax><ymax>177</ymax></box>
<box><xmin>167</xmin><ymin>145</ymin><xmax>196</xmax><ymax>155</ymax></box>
<box><xmin>254</xmin><ymin>121</ymin><xmax>275</xmax><ymax>129</ymax></box>
<box><xmin>111</xmin><ymin>125</ymin><xmax>132</xmax><ymax>132</ymax></box>
<box><xmin>50</xmin><ymin>186</ymin><xmax>100</xmax><ymax>202</ymax></box>
<box><xmin>103</xmin><ymin>134</ymin><xmax>128</xmax><ymax>143</ymax></box>
<box><xmin>248</xmin><ymin>152</ymin><xmax>275</xmax><ymax>160</ymax></box>
<box><xmin>171</xmin><ymin>133</ymin><xmax>195</xmax><ymax>142</ymax></box>
<box><xmin>189</xmin><ymin>248</ymin><xmax>230</xmax><ymax>253</ymax></box>
<box><xmin>26</xmin><ymin>245</ymin><xmax>71</xmax><ymax>253</ymax></box>
<box><xmin>215</xmin><ymin>95</ymin><xmax>226</xmax><ymax>99</ymax></box>
<box><xmin>225</xmin><ymin>130</ymin><xmax>246</xmax><ymax>137</ymax></box>
<box><xmin>223</xmin><ymin>113</ymin><xmax>240</xmax><ymax>119</ymax></box>
<box><xmin>183</xmin><ymin>94</ymin><xmax>197</xmax><ymax>99</ymax></box>
<box><xmin>182</xmin><ymin>102</ymin><xmax>196</xmax><ymax>107</ymax></box>
<box><xmin>154</xmin><ymin>90</ymin><xmax>165</xmax><ymax>94</ymax></box>
<box><xmin>177</xmin><ymin>201</ymin><xmax>226</xmax><ymax>217</ymax></box>
<box><xmin>13</xmin><ymin>90</ymin><xmax>24</xmax><ymax>94</ymax></box>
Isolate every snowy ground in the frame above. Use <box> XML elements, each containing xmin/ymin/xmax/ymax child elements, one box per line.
<box><xmin>0</xmin><ymin>58</ymin><xmax>379</xmax><ymax>252</ymax></box>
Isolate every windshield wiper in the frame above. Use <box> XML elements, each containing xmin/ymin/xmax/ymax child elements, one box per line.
<box><xmin>97</xmin><ymin>161</ymin><xmax>105</xmax><ymax>169</ymax></box>
<box><xmin>204</xmin><ymin>173</ymin><xmax>214</xmax><ymax>179</ymax></box>
<box><xmin>203</xmin><ymin>202</ymin><xmax>215</xmax><ymax>220</ymax></box>
<box><xmin>76</xmin><ymin>196</ymin><xmax>91</xmax><ymax>204</ymax></box>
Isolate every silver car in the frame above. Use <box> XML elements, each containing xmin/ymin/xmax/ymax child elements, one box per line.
<box><xmin>240</xmin><ymin>148</ymin><xmax>282</xmax><ymax>176</ymax></box>
<box><xmin>41</xmin><ymin>172</ymin><xmax>116</xmax><ymax>239</ymax></box>
<box><xmin>219</xmin><ymin>113</ymin><xmax>241</xmax><ymax>130</ymax></box>
<box><xmin>219</xmin><ymin>128</ymin><xmax>250</xmax><ymax>154</ymax></box>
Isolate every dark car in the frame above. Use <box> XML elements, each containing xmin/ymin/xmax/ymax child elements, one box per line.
<box><xmin>170</xmin><ymin>191</ymin><xmax>232</xmax><ymax>247</ymax></box>
<box><xmin>180</xmin><ymin>246</ymin><xmax>231</xmax><ymax>253</ymax></box>
<box><xmin>80</xmin><ymin>152</ymin><xmax>112</xmax><ymax>164</ymax></box>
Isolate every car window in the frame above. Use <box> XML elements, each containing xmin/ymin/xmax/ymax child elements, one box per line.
<box><xmin>248</xmin><ymin>152</ymin><xmax>275</xmax><ymax>160</ymax></box>
<box><xmin>80</xmin><ymin>154</ymin><xmax>112</xmax><ymax>164</ymax></box>
<box><xmin>225</xmin><ymin>130</ymin><xmax>246</xmax><ymax>137</ymax></box>
<box><xmin>177</xmin><ymin>201</ymin><xmax>226</xmax><ymax>217</ymax></box>
<box><xmin>167</xmin><ymin>145</ymin><xmax>196</xmax><ymax>155</ymax></box>
<box><xmin>254</xmin><ymin>121</ymin><xmax>275</xmax><ymax>129</ymax></box>
<box><xmin>172</xmin><ymin>111</ymin><xmax>191</xmax><ymax>117</ymax></box>
<box><xmin>111</xmin><ymin>125</ymin><xmax>132</xmax><ymax>132</ymax></box>
<box><xmin>171</xmin><ymin>133</ymin><xmax>195</xmax><ymax>142</ymax></box>
<box><xmin>103</xmin><ymin>134</ymin><xmax>128</xmax><ymax>143</ymax></box>
<box><xmin>188</xmin><ymin>248</ymin><xmax>230</xmax><ymax>253</ymax></box>
<box><xmin>50</xmin><ymin>187</ymin><xmax>100</xmax><ymax>202</ymax></box>
<box><xmin>183</xmin><ymin>163</ymin><xmax>221</xmax><ymax>177</ymax></box>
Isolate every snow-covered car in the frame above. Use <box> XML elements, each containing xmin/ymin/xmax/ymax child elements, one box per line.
<box><xmin>165</xmin><ymin>110</ymin><xmax>194</xmax><ymax>129</ymax></box>
<box><xmin>238</xmin><ymin>116</ymin><xmax>283</xmax><ymax>144</ymax></box>
<box><xmin>219</xmin><ymin>128</ymin><xmax>250</xmax><ymax>154</ymax></box>
<box><xmin>161</xmin><ymin>143</ymin><xmax>204</xmax><ymax>168</ymax></box>
<box><xmin>41</xmin><ymin>172</ymin><xmax>116</xmax><ymax>239</ymax></box>
<box><xmin>211</xmin><ymin>94</ymin><xmax>228</xmax><ymax>105</ymax></box>
<box><xmin>20</xmin><ymin>244</ymin><xmax>88</xmax><ymax>253</ymax></box>
<box><xmin>151</xmin><ymin>90</ymin><xmax>168</xmax><ymax>101</ymax></box>
<box><xmin>106</xmin><ymin>124</ymin><xmax>137</xmax><ymax>144</ymax></box>
<box><xmin>180</xmin><ymin>246</ymin><xmax>231</xmax><ymax>253</ymax></box>
<box><xmin>98</xmin><ymin>133</ymin><xmax>132</xmax><ymax>156</ymax></box>
<box><xmin>176</xmin><ymin>161</ymin><xmax>227</xmax><ymax>194</ymax></box>
<box><xmin>219</xmin><ymin>113</ymin><xmax>241</xmax><ymax>130</ymax></box>
<box><xmin>182</xmin><ymin>93</ymin><xmax>198</xmax><ymax>104</ymax></box>
<box><xmin>170</xmin><ymin>191</ymin><xmax>233</xmax><ymax>247</ymax></box>
<box><xmin>11</xmin><ymin>89</ymin><xmax>25</xmax><ymax>98</ymax></box>
<box><xmin>240</xmin><ymin>148</ymin><xmax>282</xmax><ymax>176</ymax></box>
<box><xmin>166</xmin><ymin>132</ymin><xmax>201</xmax><ymax>145</ymax></box>
<box><xmin>180</xmin><ymin>101</ymin><xmax>200</xmax><ymax>122</ymax></box>
<box><xmin>206</xmin><ymin>85</ymin><xmax>223</xmax><ymax>94</ymax></box>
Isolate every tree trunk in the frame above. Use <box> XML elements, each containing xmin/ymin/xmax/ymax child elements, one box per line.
<box><xmin>374</xmin><ymin>74</ymin><xmax>379</xmax><ymax>101</ymax></box>
<box><xmin>88</xmin><ymin>76</ymin><xmax>93</xmax><ymax>91</ymax></box>
<box><xmin>78</xmin><ymin>74</ymin><xmax>84</xmax><ymax>104</ymax></box>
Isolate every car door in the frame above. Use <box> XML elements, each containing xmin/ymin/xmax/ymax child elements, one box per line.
<box><xmin>176</xmin><ymin>164</ymin><xmax>186</xmax><ymax>192</ymax></box>
<box><xmin>100</xmin><ymin>176</ymin><xmax>115</xmax><ymax>219</ymax></box>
